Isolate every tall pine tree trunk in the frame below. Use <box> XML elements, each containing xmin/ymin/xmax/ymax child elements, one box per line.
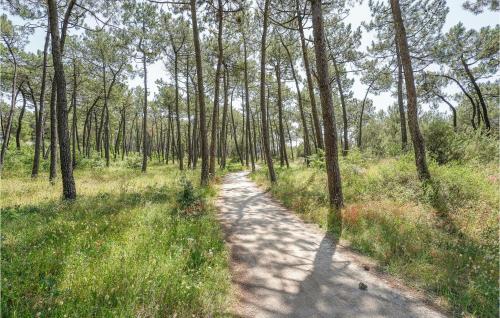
<box><xmin>259</xmin><ymin>0</ymin><xmax>276</xmax><ymax>182</ymax></box>
<box><xmin>391</xmin><ymin>0</ymin><xmax>430</xmax><ymax>181</ymax></box>
<box><xmin>190</xmin><ymin>0</ymin><xmax>209</xmax><ymax>185</ymax></box>
<box><xmin>311</xmin><ymin>0</ymin><xmax>343</xmax><ymax>234</ymax></box>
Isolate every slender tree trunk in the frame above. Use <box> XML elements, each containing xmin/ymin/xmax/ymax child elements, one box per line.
<box><xmin>32</xmin><ymin>27</ymin><xmax>50</xmax><ymax>177</ymax></box>
<box><xmin>296</xmin><ymin>0</ymin><xmax>323</xmax><ymax>150</ymax></box>
<box><xmin>191</xmin><ymin>75</ymin><xmax>199</xmax><ymax>169</ymax></box>
<box><xmin>71</xmin><ymin>59</ymin><xmax>78</xmax><ymax>167</ymax></box>
<box><xmin>285</xmin><ymin>119</ymin><xmax>294</xmax><ymax>162</ymax></box>
<box><xmin>332</xmin><ymin>59</ymin><xmax>349</xmax><ymax>156</ymax></box>
<box><xmin>275</xmin><ymin>63</ymin><xmax>288</xmax><ymax>168</ymax></box>
<box><xmin>0</xmin><ymin>62</ymin><xmax>18</xmax><ymax>168</ymax></box>
<box><xmin>220</xmin><ymin>64</ymin><xmax>229</xmax><ymax>169</ymax></box>
<box><xmin>230</xmin><ymin>89</ymin><xmax>243</xmax><ymax>165</ymax></box>
<box><xmin>243</xmin><ymin>34</ymin><xmax>255</xmax><ymax>171</ymax></box>
<box><xmin>358</xmin><ymin>81</ymin><xmax>374</xmax><ymax>149</ymax></box>
<box><xmin>186</xmin><ymin>57</ymin><xmax>192</xmax><ymax>168</ymax></box>
<box><xmin>395</xmin><ymin>37</ymin><xmax>408</xmax><ymax>151</ymax></box>
<box><xmin>174</xmin><ymin>54</ymin><xmax>183</xmax><ymax>170</ymax></box>
<box><xmin>16</xmin><ymin>90</ymin><xmax>26</xmax><ymax>150</ymax></box>
<box><xmin>282</xmin><ymin>38</ymin><xmax>311</xmax><ymax>164</ymax></box>
<box><xmin>190</xmin><ymin>0</ymin><xmax>209</xmax><ymax>185</ymax></box>
<box><xmin>436</xmin><ymin>94</ymin><xmax>457</xmax><ymax>131</ymax></box>
<box><xmin>259</xmin><ymin>0</ymin><xmax>276</xmax><ymax>182</ymax></box>
<box><xmin>311</xmin><ymin>0</ymin><xmax>343</xmax><ymax>233</ymax></box>
<box><xmin>141</xmin><ymin>43</ymin><xmax>148</xmax><ymax>172</ymax></box>
<box><xmin>49</xmin><ymin>79</ymin><xmax>58</xmax><ymax>181</ymax></box>
<box><xmin>391</xmin><ymin>0</ymin><xmax>430</xmax><ymax>181</ymax></box>
<box><xmin>209</xmin><ymin>0</ymin><xmax>224</xmax><ymax>176</ymax></box>
<box><xmin>48</xmin><ymin>0</ymin><xmax>77</xmax><ymax>199</ymax></box>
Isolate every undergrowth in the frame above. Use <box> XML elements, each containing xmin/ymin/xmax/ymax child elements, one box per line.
<box><xmin>1</xmin><ymin>163</ymin><xmax>230</xmax><ymax>317</ymax></box>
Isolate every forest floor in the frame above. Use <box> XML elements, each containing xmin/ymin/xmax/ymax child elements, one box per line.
<box><xmin>1</xmin><ymin>161</ymin><xmax>231</xmax><ymax>317</ymax></box>
<box><xmin>218</xmin><ymin>171</ymin><xmax>447</xmax><ymax>318</ymax></box>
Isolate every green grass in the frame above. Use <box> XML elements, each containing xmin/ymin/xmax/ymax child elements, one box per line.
<box><xmin>1</xmin><ymin>162</ymin><xmax>231</xmax><ymax>317</ymax></box>
<box><xmin>251</xmin><ymin>153</ymin><xmax>499</xmax><ymax>317</ymax></box>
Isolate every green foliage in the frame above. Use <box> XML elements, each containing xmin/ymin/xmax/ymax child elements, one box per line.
<box><xmin>1</xmin><ymin>165</ymin><xmax>230</xmax><ymax>317</ymax></box>
<box><xmin>423</xmin><ymin>121</ymin><xmax>499</xmax><ymax>164</ymax></box>
<box><xmin>251</xmin><ymin>156</ymin><xmax>499</xmax><ymax>317</ymax></box>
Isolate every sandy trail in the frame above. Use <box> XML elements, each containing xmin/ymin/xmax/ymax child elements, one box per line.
<box><xmin>217</xmin><ymin>171</ymin><xmax>446</xmax><ymax>318</ymax></box>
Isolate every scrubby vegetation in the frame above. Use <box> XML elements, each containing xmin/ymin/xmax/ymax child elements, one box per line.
<box><xmin>252</xmin><ymin>142</ymin><xmax>499</xmax><ymax>317</ymax></box>
<box><xmin>1</xmin><ymin>155</ymin><xmax>231</xmax><ymax>317</ymax></box>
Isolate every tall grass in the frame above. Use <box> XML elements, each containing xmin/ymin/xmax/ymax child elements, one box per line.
<box><xmin>1</xmin><ymin>163</ymin><xmax>230</xmax><ymax>317</ymax></box>
<box><xmin>251</xmin><ymin>153</ymin><xmax>499</xmax><ymax>317</ymax></box>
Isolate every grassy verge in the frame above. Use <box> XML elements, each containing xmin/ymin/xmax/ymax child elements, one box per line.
<box><xmin>1</xmin><ymin>163</ymin><xmax>230</xmax><ymax>317</ymax></box>
<box><xmin>251</xmin><ymin>153</ymin><xmax>498</xmax><ymax>317</ymax></box>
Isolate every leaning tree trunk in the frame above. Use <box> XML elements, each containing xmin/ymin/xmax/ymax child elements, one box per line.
<box><xmin>461</xmin><ymin>57</ymin><xmax>490</xmax><ymax>131</ymax></box>
<box><xmin>391</xmin><ymin>0</ymin><xmax>430</xmax><ymax>181</ymax></box>
<box><xmin>259</xmin><ymin>0</ymin><xmax>276</xmax><ymax>182</ymax></box>
<box><xmin>282</xmin><ymin>38</ymin><xmax>311</xmax><ymax>164</ymax></box>
<box><xmin>358</xmin><ymin>81</ymin><xmax>374</xmax><ymax>149</ymax></box>
<box><xmin>190</xmin><ymin>0</ymin><xmax>209</xmax><ymax>186</ymax></box>
<box><xmin>311</xmin><ymin>0</ymin><xmax>344</xmax><ymax>234</ymax></box>
<box><xmin>48</xmin><ymin>0</ymin><xmax>77</xmax><ymax>199</ymax></box>
<box><xmin>0</xmin><ymin>59</ymin><xmax>18</xmax><ymax>168</ymax></box>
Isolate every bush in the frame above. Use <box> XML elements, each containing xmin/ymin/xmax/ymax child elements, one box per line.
<box><xmin>423</xmin><ymin>121</ymin><xmax>498</xmax><ymax>164</ymax></box>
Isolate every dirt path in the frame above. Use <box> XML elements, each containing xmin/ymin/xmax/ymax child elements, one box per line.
<box><xmin>217</xmin><ymin>171</ymin><xmax>447</xmax><ymax>318</ymax></box>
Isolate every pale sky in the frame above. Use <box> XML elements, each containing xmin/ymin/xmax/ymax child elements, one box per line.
<box><xmin>9</xmin><ymin>1</ymin><xmax>499</xmax><ymax>114</ymax></box>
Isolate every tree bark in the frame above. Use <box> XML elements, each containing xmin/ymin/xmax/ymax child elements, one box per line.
<box><xmin>395</xmin><ymin>37</ymin><xmax>408</xmax><ymax>151</ymax></box>
<box><xmin>332</xmin><ymin>59</ymin><xmax>349</xmax><ymax>156</ymax></box>
<box><xmin>357</xmin><ymin>81</ymin><xmax>374</xmax><ymax>149</ymax></box>
<box><xmin>49</xmin><ymin>79</ymin><xmax>58</xmax><ymax>181</ymax></box>
<box><xmin>391</xmin><ymin>0</ymin><xmax>430</xmax><ymax>181</ymax></box>
<box><xmin>16</xmin><ymin>90</ymin><xmax>26</xmax><ymax>150</ymax></box>
<box><xmin>275</xmin><ymin>63</ymin><xmax>289</xmax><ymax>168</ymax></box>
<box><xmin>190</xmin><ymin>0</ymin><xmax>209</xmax><ymax>185</ymax></box>
<box><xmin>243</xmin><ymin>33</ymin><xmax>255</xmax><ymax>171</ymax></box>
<box><xmin>0</xmin><ymin>56</ymin><xmax>18</xmax><ymax>168</ymax></box>
<box><xmin>282</xmin><ymin>38</ymin><xmax>311</xmax><ymax>164</ymax></box>
<box><xmin>174</xmin><ymin>53</ymin><xmax>183</xmax><ymax>170</ymax></box>
<box><xmin>311</xmin><ymin>0</ymin><xmax>344</xmax><ymax>233</ymax></box>
<box><xmin>32</xmin><ymin>27</ymin><xmax>50</xmax><ymax>178</ymax></box>
<box><xmin>260</xmin><ymin>0</ymin><xmax>276</xmax><ymax>182</ymax></box>
<box><xmin>296</xmin><ymin>0</ymin><xmax>323</xmax><ymax>150</ymax></box>
<box><xmin>48</xmin><ymin>0</ymin><xmax>77</xmax><ymax>199</ymax></box>
<box><xmin>220</xmin><ymin>64</ymin><xmax>229</xmax><ymax>169</ymax></box>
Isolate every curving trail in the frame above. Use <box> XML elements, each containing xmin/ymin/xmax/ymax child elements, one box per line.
<box><xmin>217</xmin><ymin>171</ymin><xmax>447</xmax><ymax>318</ymax></box>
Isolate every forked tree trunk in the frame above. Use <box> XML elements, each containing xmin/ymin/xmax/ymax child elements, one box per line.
<box><xmin>48</xmin><ymin>0</ymin><xmax>77</xmax><ymax>199</ymax></box>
